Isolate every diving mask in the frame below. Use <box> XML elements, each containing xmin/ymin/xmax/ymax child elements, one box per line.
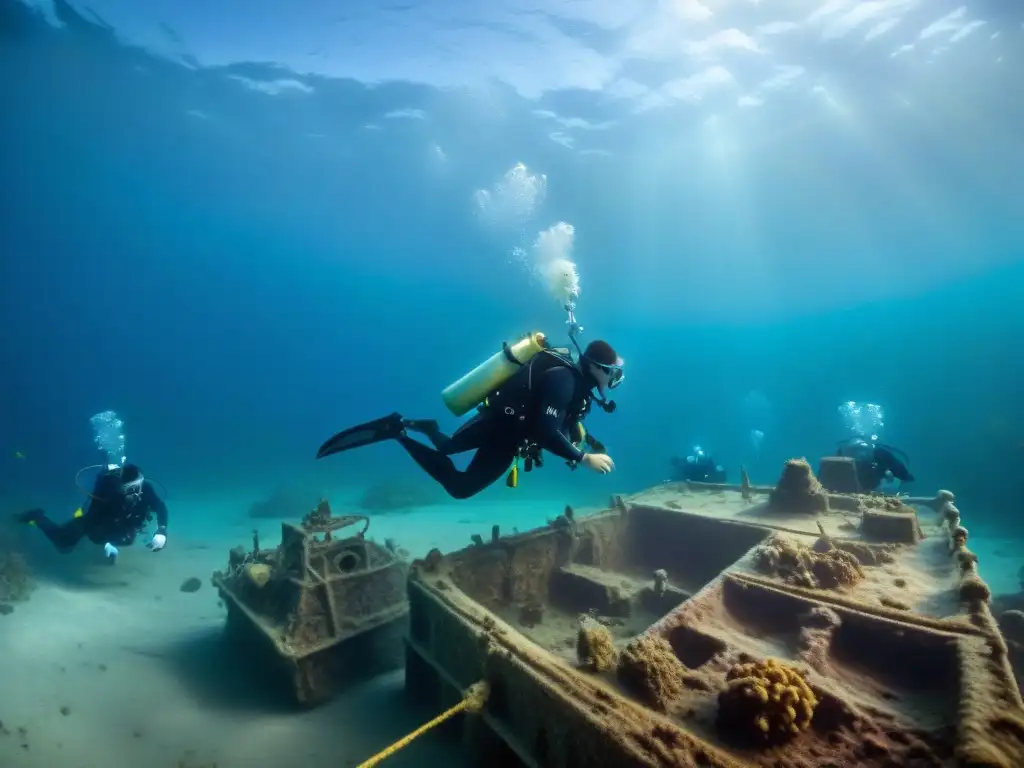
<box><xmin>596</xmin><ymin>358</ymin><xmax>625</xmax><ymax>390</ymax></box>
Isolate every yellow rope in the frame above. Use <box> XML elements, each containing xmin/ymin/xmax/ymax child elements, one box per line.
<box><xmin>355</xmin><ymin>681</ymin><xmax>489</xmax><ymax>768</ymax></box>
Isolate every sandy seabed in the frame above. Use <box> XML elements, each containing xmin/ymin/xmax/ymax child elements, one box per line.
<box><xmin>0</xmin><ymin>494</ymin><xmax>573</xmax><ymax>768</ymax></box>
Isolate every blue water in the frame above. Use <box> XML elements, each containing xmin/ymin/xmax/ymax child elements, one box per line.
<box><xmin>1</xmin><ymin>0</ymin><xmax>1024</xmax><ymax>765</ymax></box>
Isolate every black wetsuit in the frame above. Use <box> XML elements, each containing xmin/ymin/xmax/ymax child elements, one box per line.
<box><xmin>837</xmin><ymin>442</ymin><xmax>914</xmax><ymax>492</ymax></box>
<box><xmin>399</xmin><ymin>352</ymin><xmax>594</xmax><ymax>499</ymax></box>
<box><xmin>25</xmin><ymin>469</ymin><xmax>168</xmax><ymax>552</ymax></box>
<box><xmin>672</xmin><ymin>455</ymin><xmax>727</xmax><ymax>484</ymax></box>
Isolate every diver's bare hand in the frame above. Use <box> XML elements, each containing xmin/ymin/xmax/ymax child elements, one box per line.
<box><xmin>581</xmin><ymin>453</ymin><xmax>615</xmax><ymax>474</ymax></box>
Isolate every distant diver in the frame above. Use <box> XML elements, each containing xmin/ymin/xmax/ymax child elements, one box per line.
<box><xmin>836</xmin><ymin>437</ymin><xmax>914</xmax><ymax>492</ymax></box>
<box><xmin>671</xmin><ymin>446</ymin><xmax>727</xmax><ymax>484</ymax></box>
<box><xmin>15</xmin><ymin>463</ymin><xmax>168</xmax><ymax>563</ymax></box>
<box><xmin>315</xmin><ymin>332</ymin><xmax>624</xmax><ymax>500</ymax></box>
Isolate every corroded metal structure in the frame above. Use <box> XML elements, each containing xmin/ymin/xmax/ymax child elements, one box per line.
<box><xmin>213</xmin><ymin>500</ymin><xmax>408</xmax><ymax>706</ymax></box>
<box><xmin>405</xmin><ymin>459</ymin><xmax>1024</xmax><ymax>767</ymax></box>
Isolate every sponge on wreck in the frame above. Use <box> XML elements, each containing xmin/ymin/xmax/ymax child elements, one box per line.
<box><xmin>717</xmin><ymin>658</ymin><xmax>818</xmax><ymax>745</ymax></box>
<box><xmin>577</xmin><ymin>618</ymin><xmax>617</xmax><ymax>673</ymax></box>
<box><xmin>616</xmin><ymin>634</ymin><xmax>685</xmax><ymax>711</ymax></box>
<box><xmin>753</xmin><ymin>534</ymin><xmax>864</xmax><ymax>590</ymax></box>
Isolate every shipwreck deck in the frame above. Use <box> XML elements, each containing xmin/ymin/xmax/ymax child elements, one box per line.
<box><xmin>403</xmin><ymin>460</ymin><xmax>1024</xmax><ymax>768</ymax></box>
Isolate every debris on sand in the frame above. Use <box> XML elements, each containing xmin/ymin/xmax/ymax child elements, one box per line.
<box><xmin>0</xmin><ymin>550</ymin><xmax>32</xmax><ymax>603</ymax></box>
<box><xmin>179</xmin><ymin>577</ymin><xmax>202</xmax><ymax>593</ymax></box>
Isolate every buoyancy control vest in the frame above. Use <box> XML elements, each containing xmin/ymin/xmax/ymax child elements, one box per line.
<box><xmin>482</xmin><ymin>348</ymin><xmax>591</xmax><ymax>431</ymax></box>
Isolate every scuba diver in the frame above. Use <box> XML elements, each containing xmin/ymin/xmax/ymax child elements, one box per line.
<box><xmin>671</xmin><ymin>446</ymin><xmax>727</xmax><ymax>484</ymax></box>
<box><xmin>14</xmin><ymin>463</ymin><xmax>168</xmax><ymax>563</ymax></box>
<box><xmin>316</xmin><ymin>332</ymin><xmax>624</xmax><ymax>500</ymax></box>
<box><xmin>836</xmin><ymin>437</ymin><xmax>914</xmax><ymax>492</ymax></box>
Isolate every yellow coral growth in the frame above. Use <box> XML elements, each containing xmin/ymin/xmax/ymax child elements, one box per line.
<box><xmin>245</xmin><ymin>563</ymin><xmax>271</xmax><ymax>588</ymax></box>
<box><xmin>616</xmin><ymin>634</ymin><xmax>685</xmax><ymax>711</ymax></box>
<box><xmin>577</xmin><ymin>619</ymin><xmax>617</xmax><ymax>672</ymax></box>
<box><xmin>717</xmin><ymin>658</ymin><xmax>818</xmax><ymax>746</ymax></box>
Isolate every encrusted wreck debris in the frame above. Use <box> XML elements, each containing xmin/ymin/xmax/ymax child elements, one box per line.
<box><xmin>212</xmin><ymin>499</ymin><xmax>408</xmax><ymax>706</ymax></box>
<box><xmin>0</xmin><ymin>547</ymin><xmax>32</xmax><ymax>615</ymax></box>
<box><xmin>402</xmin><ymin>458</ymin><xmax>1024</xmax><ymax>767</ymax></box>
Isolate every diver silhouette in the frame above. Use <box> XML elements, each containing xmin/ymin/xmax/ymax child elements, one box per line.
<box><xmin>316</xmin><ymin>337</ymin><xmax>624</xmax><ymax>500</ymax></box>
<box><xmin>15</xmin><ymin>463</ymin><xmax>168</xmax><ymax>563</ymax></box>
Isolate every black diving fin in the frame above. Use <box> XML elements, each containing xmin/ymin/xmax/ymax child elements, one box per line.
<box><xmin>316</xmin><ymin>413</ymin><xmax>405</xmax><ymax>459</ymax></box>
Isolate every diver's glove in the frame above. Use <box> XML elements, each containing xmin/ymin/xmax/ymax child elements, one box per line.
<box><xmin>581</xmin><ymin>453</ymin><xmax>615</xmax><ymax>475</ymax></box>
<box><xmin>147</xmin><ymin>528</ymin><xmax>167</xmax><ymax>552</ymax></box>
<box><xmin>104</xmin><ymin>542</ymin><xmax>119</xmax><ymax>563</ymax></box>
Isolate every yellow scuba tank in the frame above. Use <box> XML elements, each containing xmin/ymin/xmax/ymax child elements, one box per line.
<box><xmin>506</xmin><ymin>461</ymin><xmax>518</xmax><ymax>488</ymax></box>
<box><xmin>570</xmin><ymin>421</ymin><xmax>586</xmax><ymax>449</ymax></box>
<box><xmin>441</xmin><ymin>332</ymin><xmax>548</xmax><ymax>417</ymax></box>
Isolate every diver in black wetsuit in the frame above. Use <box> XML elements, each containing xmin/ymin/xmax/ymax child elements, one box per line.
<box><xmin>15</xmin><ymin>463</ymin><xmax>168</xmax><ymax>563</ymax></box>
<box><xmin>671</xmin><ymin>447</ymin><xmax>727</xmax><ymax>484</ymax></box>
<box><xmin>316</xmin><ymin>340</ymin><xmax>624</xmax><ymax>500</ymax></box>
<box><xmin>836</xmin><ymin>437</ymin><xmax>914</xmax><ymax>492</ymax></box>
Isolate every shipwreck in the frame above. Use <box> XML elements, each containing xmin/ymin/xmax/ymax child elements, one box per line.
<box><xmin>212</xmin><ymin>500</ymin><xmax>409</xmax><ymax>706</ymax></box>
<box><xmin>402</xmin><ymin>456</ymin><xmax>1024</xmax><ymax>768</ymax></box>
